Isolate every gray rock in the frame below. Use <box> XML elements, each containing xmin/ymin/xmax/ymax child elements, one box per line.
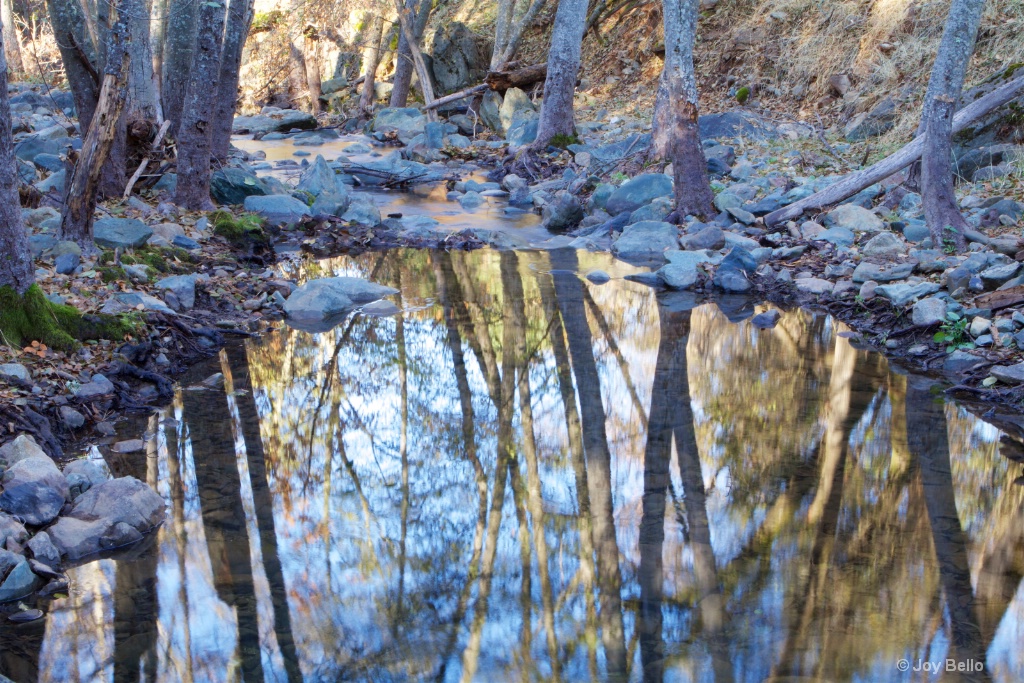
<box><xmin>63</xmin><ymin>458</ymin><xmax>108</xmax><ymax>490</ymax></box>
<box><xmin>796</xmin><ymin>278</ymin><xmax>834</xmax><ymax>295</ymax></box>
<box><xmin>0</xmin><ymin>454</ymin><xmax>68</xmax><ymax>526</ymax></box>
<box><xmin>67</xmin><ymin>476</ymin><xmax>164</xmax><ymax>531</ymax></box>
<box><xmin>72</xmin><ymin>373</ymin><xmax>115</xmax><ymax>399</ymax></box>
<box><xmin>714</xmin><ymin>192</ymin><xmax>742</xmax><ymax>212</ymax></box>
<box><xmin>458</xmin><ymin>191</ymin><xmax>485</xmax><ymax>209</ymax></box>
<box><xmin>824</xmin><ymin>204</ymin><xmax>884</xmax><ymax>232</ymax></box>
<box><xmin>611</xmin><ymin>221</ymin><xmax>679</xmax><ymax>260</ymax></box>
<box><xmin>862</xmin><ymin>231</ymin><xmax>906</xmax><ymax>259</ymax></box>
<box><xmin>698</xmin><ymin>111</ymin><xmax>778</xmax><ymax>140</ymax></box>
<box><xmin>242</xmin><ymin>194</ymin><xmax>311</xmax><ymax>226</ymax></box>
<box><xmin>35</xmin><ymin>169</ymin><xmax>65</xmax><ymax>195</ymax></box>
<box><xmin>0</xmin><ymin>555</ymin><xmax>39</xmax><ymax>602</ymax></box>
<box><xmin>479</xmin><ymin>91</ymin><xmax>503</xmax><ymax>133</ymax></box>
<box><xmin>0</xmin><ymin>513</ymin><xmax>27</xmax><ymax>547</ymax></box>
<box><xmin>815</xmin><ymin>227</ymin><xmax>856</xmax><ymax>248</ymax></box>
<box><xmin>851</xmin><ymin>261</ymin><xmax>916</xmax><ymax>283</ymax></box>
<box><xmin>498</xmin><ymin>88</ymin><xmax>535</xmax><ymax>134</ymax></box>
<box><xmin>628</xmin><ymin>197</ymin><xmax>674</xmax><ymax>223</ymax></box>
<box><xmin>751</xmin><ymin>310</ymin><xmax>781</xmax><ymax>328</ymax></box>
<box><xmin>0</xmin><ymin>364</ymin><xmax>31</xmax><ymax>384</ymax></box>
<box><xmin>991</xmin><ymin>363</ymin><xmax>1024</xmax><ymax>385</ymax></box>
<box><xmin>54</xmin><ymin>251</ymin><xmax>80</xmax><ymax>275</ymax></box>
<box><xmin>680</xmin><ymin>225</ymin><xmax>725</xmax><ymax>251</ymax></box>
<box><xmin>989</xmin><ymin>199</ymin><xmax>1023</xmax><ymax>222</ymax></box>
<box><xmin>93</xmin><ymin>217</ymin><xmax>152</xmax><ymax>249</ymax></box>
<box><xmin>108</xmin><ymin>292</ymin><xmax>176</xmax><ymax>316</ymax></box>
<box><xmin>943</xmin><ymin>349</ymin><xmax>984</xmax><ymax>374</ymax></box>
<box><xmin>541</xmin><ymin>192</ymin><xmax>583</xmax><ymax>231</ymax></box>
<box><xmin>0</xmin><ymin>435</ymin><xmax>45</xmax><ymax>464</ymax></box>
<box><xmin>713</xmin><ymin>248</ymin><xmax>758</xmax><ymax>293</ymax></box>
<box><xmin>874</xmin><ymin>281</ymin><xmax>941</xmax><ymax>307</ymax></box>
<box><xmin>284</xmin><ymin>277</ymin><xmax>398</xmax><ymax>325</ymax></box>
<box><xmin>232</xmin><ymin>109</ymin><xmax>316</xmax><ymax>134</ymax></box>
<box><xmin>656</xmin><ymin>260</ymin><xmax>700</xmax><ymax>290</ymax></box>
<box><xmin>979</xmin><ymin>262</ymin><xmax>1021</xmax><ymax>289</ymax></box>
<box><xmin>507</xmin><ymin>116</ymin><xmax>539</xmax><ymax>147</ymax></box>
<box><xmin>210</xmin><ymin>167</ymin><xmax>273</xmax><ymax>205</ymax></box>
<box><xmin>912</xmin><ymin>297</ymin><xmax>946</xmax><ymax>327</ymax></box>
<box><xmin>155</xmin><ymin>274</ymin><xmax>197</xmax><ymax>311</ymax></box>
<box><xmin>727</xmin><ymin>206</ymin><xmax>756</xmax><ymax>225</ymax></box>
<box><xmin>372</xmin><ymin>107</ymin><xmax>427</xmax><ymax>135</ymax></box>
<box><xmin>430</xmin><ymin>22</ymin><xmax>486</xmax><ymax>93</ymax></box>
<box><xmin>310</xmin><ymin>191</ymin><xmax>350</xmax><ymax>217</ymax></box>
<box><xmin>844</xmin><ymin>97</ymin><xmax>896</xmax><ymax>141</ymax></box>
<box><xmin>26</xmin><ymin>532</ymin><xmax>60</xmax><ymax>567</ymax></box>
<box><xmin>606</xmin><ymin>174</ymin><xmax>673</xmax><ymax>216</ymax></box>
<box><xmin>297</xmin><ymin>155</ymin><xmax>347</xmax><ymax>197</ymax></box>
<box><xmin>969</xmin><ymin>316</ymin><xmax>991</xmax><ymax>338</ymax></box>
<box><xmin>342</xmin><ymin>196</ymin><xmax>382</xmax><ymax>226</ymax></box>
<box><xmin>586</xmin><ymin>270</ymin><xmax>611</xmax><ymax>284</ymax></box>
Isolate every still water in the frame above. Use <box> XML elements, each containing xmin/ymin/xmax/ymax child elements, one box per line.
<box><xmin>3</xmin><ymin>247</ymin><xmax>1023</xmax><ymax>682</ymax></box>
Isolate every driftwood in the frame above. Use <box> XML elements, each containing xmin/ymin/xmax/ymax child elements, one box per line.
<box><xmin>764</xmin><ymin>72</ymin><xmax>1024</xmax><ymax>227</ymax></box>
<box><xmin>974</xmin><ymin>285</ymin><xmax>1024</xmax><ymax>312</ymax></box>
<box><xmin>122</xmin><ymin>119</ymin><xmax>171</xmax><ymax>199</ymax></box>
<box><xmin>424</xmin><ymin>63</ymin><xmax>548</xmax><ymax>111</ymax></box>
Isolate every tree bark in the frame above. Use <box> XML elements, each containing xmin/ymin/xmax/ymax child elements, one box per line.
<box><xmin>491</xmin><ymin>0</ymin><xmax>546</xmax><ymax>70</ymax></box>
<box><xmin>0</xmin><ymin>26</ymin><xmax>32</xmax><ymax>295</ymax></box>
<box><xmin>59</xmin><ymin>2</ymin><xmax>130</xmax><ymax>252</ymax></box>
<box><xmin>920</xmin><ymin>0</ymin><xmax>986</xmax><ymax>254</ymax></box>
<box><xmin>150</xmin><ymin>0</ymin><xmax>167</xmax><ymax>108</ymax></box>
<box><xmin>358</xmin><ymin>12</ymin><xmax>385</xmax><ymax>116</ymax></box>
<box><xmin>656</xmin><ymin>0</ymin><xmax>713</xmax><ymax>217</ymax></box>
<box><xmin>173</xmin><ymin>0</ymin><xmax>227</xmax><ymax>210</ymax></box>
<box><xmin>45</xmin><ymin>0</ymin><xmax>101</xmax><ymax>132</ymax></box>
<box><xmin>160</xmin><ymin>0</ymin><xmax>198</xmax><ymax>135</ymax></box>
<box><xmin>304</xmin><ymin>32</ymin><xmax>322</xmax><ymax>114</ymax></box>
<box><xmin>126</xmin><ymin>0</ymin><xmax>158</xmax><ymax>122</ymax></box>
<box><xmin>764</xmin><ymin>72</ymin><xmax>1024</xmax><ymax>228</ymax></box>
<box><xmin>389</xmin><ymin>0</ymin><xmax>432</xmax><ymax>107</ymax></box>
<box><xmin>212</xmin><ymin>0</ymin><xmax>256</xmax><ymax>161</ymax></box>
<box><xmin>0</xmin><ymin>0</ymin><xmax>22</xmax><ymax>75</ymax></box>
<box><xmin>531</xmin><ymin>0</ymin><xmax>588</xmax><ymax>148</ymax></box>
<box><xmin>392</xmin><ymin>0</ymin><xmax>437</xmax><ymax>116</ymax></box>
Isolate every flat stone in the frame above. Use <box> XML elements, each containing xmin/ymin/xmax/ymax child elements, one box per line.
<box><xmin>93</xmin><ymin>218</ymin><xmax>152</xmax><ymax>249</ymax></box>
<box><xmin>284</xmin><ymin>277</ymin><xmax>399</xmax><ymax>328</ymax></box>
<box><xmin>979</xmin><ymin>263</ymin><xmax>1021</xmax><ymax>289</ymax></box>
<box><xmin>824</xmin><ymin>204</ymin><xmax>884</xmax><ymax>233</ymax></box>
<box><xmin>943</xmin><ymin>350</ymin><xmax>984</xmax><ymax>374</ymax></box>
<box><xmin>874</xmin><ymin>281</ymin><xmax>941</xmax><ymax>307</ymax></box>
<box><xmin>991</xmin><ymin>363</ymin><xmax>1024</xmax><ymax>385</ymax></box>
<box><xmin>796</xmin><ymin>278</ymin><xmax>834</xmax><ymax>295</ymax></box>
<box><xmin>852</xmin><ymin>261</ymin><xmax>916</xmax><ymax>283</ymax></box>
<box><xmin>232</xmin><ymin>109</ymin><xmax>316</xmax><ymax>135</ymax></box>
<box><xmin>611</xmin><ymin>221</ymin><xmax>679</xmax><ymax>260</ymax></box>
<box><xmin>0</xmin><ymin>364</ymin><xmax>31</xmax><ymax>384</ymax></box>
<box><xmin>815</xmin><ymin>227</ymin><xmax>855</xmax><ymax>248</ymax></box>
<box><xmin>242</xmin><ymin>194</ymin><xmax>311</xmax><ymax>226</ymax></box>
<box><xmin>912</xmin><ymin>297</ymin><xmax>946</xmax><ymax>327</ymax></box>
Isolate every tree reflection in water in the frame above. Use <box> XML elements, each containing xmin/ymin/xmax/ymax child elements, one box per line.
<box><xmin>8</xmin><ymin>247</ymin><xmax>1023</xmax><ymax>682</ymax></box>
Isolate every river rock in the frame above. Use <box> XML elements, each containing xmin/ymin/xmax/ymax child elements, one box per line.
<box><xmin>507</xmin><ymin>116</ymin><xmax>539</xmax><ymax>147</ymax></box>
<box><xmin>824</xmin><ymin>204</ymin><xmax>884</xmax><ymax>233</ymax></box>
<box><xmin>874</xmin><ymin>281</ymin><xmax>941</xmax><ymax>307</ymax></box>
<box><xmin>372</xmin><ymin>108</ymin><xmax>427</xmax><ymax>136</ymax></box>
<box><xmin>611</xmin><ymin>221</ymin><xmax>678</xmax><ymax>260</ymax></box>
<box><xmin>297</xmin><ymin>155</ymin><xmax>348</xmax><ymax>198</ymax></box>
<box><xmin>713</xmin><ymin>248</ymin><xmax>758</xmax><ymax>293</ymax></box>
<box><xmin>796</xmin><ymin>278</ymin><xmax>834</xmax><ymax>295</ymax></box>
<box><xmin>210</xmin><ymin>167</ymin><xmax>273</xmax><ymax>205</ymax></box>
<box><xmin>93</xmin><ymin>218</ymin><xmax>153</xmax><ymax>249</ymax></box>
<box><xmin>73</xmin><ymin>373</ymin><xmax>115</xmax><ymax>399</ymax></box>
<box><xmin>541</xmin><ymin>192</ymin><xmax>583</xmax><ymax>231</ymax></box>
<box><xmin>943</xmin><ymin>349</ymin><xmax>984</xmax><ymax>374</ymax></box>
<box><xmin>606</xmin><ymin>174</ymin><xmax>673</xmax><ymax>216</ymax></box>
<box><xmin>991</xmin><ymin>363</ymin><xmax>1024</xmax><ymax>385</ymax></box>
<box><xmin>979</xmin><ymin>262</ymin><xmax>1021</xmax><ymax>289</ymax></box>
<box><xmin>48</xmin><ymin>477</ymin><xmax>164</xmax><ymax>560</ymax></box>
<box><xmin>232</xmin><ymin>109</ymin><xmax>316</xmax><ymax>134</ymax></box>
<box><xmin>851</xmin><ymin>261</ymin><xmax>915</xmax><ymax>283</ymax></box>
<box><xmin>499</xmin><ymin>88</ymin><xmax>535</xmax><ymax>134</ymax></box>
<box><xmin>912</xmin><ymin>297</ymin><xmax>946</xmax><ymax>327</ymax></box>
<box><xmin>0</xmin><ymin>454</ymin><xmax>68</xmax><ymax>526</ymax></box>
<box><xmin>26</xmin><ymin>532</ymin><xmax>60</xmax><ymax>567</ymax></box>
<box><xmin>680</xmin><ymin>225</ymin><xmax>725</xmax><ymax>251</ymax></box>
<box><xmin>311</xmin><ymin>192</ymin><xmax>350</xmax><ymax>217</ymax></box>
<box><xmin>155</xmin><ymin>274</ymin><xmax>197</xmax><ymax>311</ymax></box>
<box><xmin>0</xmin><ymin>513</ymin><xmax>27</xmax><ymax>547</ymax></box>
<box><xmin>243</xmin><ymin>195</ymin><xmax>311</xmax><ymax>226</ymax></box>
<box><xmin>862</xmin><ymin>231</ymin><xmax>906</xmax><ymax>259</ymax></box>
<box><xmin>284</xmin><ymin>277</ymin><xmax>399</xmax><ymax>324</ymax></box>
<box><xmin>698</xmin><ymin>111</ymin><xmax>777</xmax><ymax>140</ymax></box>
<box><xmin>0</xmin><ymin>435</ymin><xmax>46</xmax><ymax>465</ymax></box>
<box><xmin>0</xmin><ymin>552</ymin><xmax>38</xmax><ymax>602</ymax></box>
<box><xmin>656</xmin><ymin>260</ymin><xmax>700</xmax><ymax>290</ymax></box>
<box><xmin>0</xmin><ymin>364</ymin><xmax>30</xmax><ymax>384</ymax></box>
<box><xmin>479</xmin><ymin>91</ymin><xmax>503</xmax><ymax>134</ymax></box>
<box><xmin>342</xmin><ymin>196</ymin><xmax>382</xmax><ymax>226</ymax></box>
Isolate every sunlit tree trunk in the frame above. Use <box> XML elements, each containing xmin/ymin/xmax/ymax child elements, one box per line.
<box><xmin>921</xmin><ymin>0</ymin><xmax>986</xmax><ymax>254</ymax></box>
<box><xmin>212</xmin><ymin>0</ymin><xmax>256</xmax><ymax>161</ymax></box>
<box><xmin>531</xmin><ymin>0</ymin><xmax>587</xmax><ymax>148</ymax></box>
<box><xmin>160</xmin><ymin>0</ymin><xmax>197</xmax><ymax>135</ymax></box>
<box><xmin>150</xmin><ymin>0</ymin><xmax>167</xmax><ymax>108</ymax></box>
<box><xmin>0</xmin><ymin>25</ymin><xmax>31</xmax><ymax>295</ymax></box>
<box><xmin>653</xmin><ymin>0</ymin><xmax>713</xmax><ymax>218</ymax></box>
<box><xmin>0</xmin><ymin>0</ymin><xmax>21</xmax><ymax>75</ymax></box>
<box><xmin>358</xmin><ymin>12</ymin><xmax>385</xmax><ymax>116</ymax></box>
<box><xmin>173</xmin><ymin>0</ymin><xmax>226</xmax><ymax>210</ymax></box>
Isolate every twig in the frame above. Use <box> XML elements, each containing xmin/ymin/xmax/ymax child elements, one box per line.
<box><xmin>123</xmin><ymin>119</ymin><xmax>171</xmax><ymax>199</ymax></box>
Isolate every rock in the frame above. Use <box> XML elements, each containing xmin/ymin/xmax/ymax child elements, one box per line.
<box><xmin>698</xmin><ymin>111</ymin><xmax>778</xmax><ymax>140</ymax></box>
<box><xmin>874</xmin><ymin>281</ymin><xmax>941</xmax><ymax>307</ymax></box>
<box><xmin>586</xmin><ymin>270</ymin><xmax>611</xmax><ymax>284</ymax></box>
<box><xmin>824</xmin><ymin>204</ymin><xmax>884</xmax><ymax>233</ymax></box>
<box><xmin>297</xmin><ymin>154</ymin><xmax>347</xmax><ymax>198</ymax></box>
<box><xmin>64</xmin><ymin>458</ymin><xmax>108</xmax><ymax>490</ymax></box>
<box><xmin>844</xmin><ymin>97</ymin><xmax>896</xmax><ymax>141</ymax></box>
<box><xmin>69</xmin><ymin>476</ymin><xmax>164</xmax><ymax>530</ymax></box>
<box><xmin>0</xmin><ymin>364</ymin><xmax>30</xmax><ymax>384</ymax></box>
<box><xmin>342</xmin><ymin>196</ymin><xmax>382</xmax><ymax>226</ymax></box>
<box><xmin>851</xmin><ymin>261</ymin><xmax>916</xmax><ymax>283</ymax></box>
<box><xmin>26</xmin><ymin>532</ymin><xmax>60</xmax><ymax>567</ymax></box>
<box><xmin>714</xmin><ymin>192</ymin><xmax>742</xmax><ymax>212</ymax></box>
<box><xmin>284</xmin><ymin>277</ymin><xmax>399</xmax><ymax>325</ymax></box>
<box><xmin>814</xmin><ymin>227</ymin><xmax>855</xmax><ymax>247</ymax></box>
<box><xmin>0</xmin><ymin>454</ymin><xmax>68</xmax><ymax>526</ymax></box>
<box><xmin>542</xmin><ymin>192</ymin><xmax>584</xmax><ymax>231</ymax></box>
<box><xmin>610</xmin><ymin>221</ymin><xmax>679</xmax><ymax>260</ymax></box>
<box><xmin>969</xmin><ymin>316</ymin><xmax>991</xmax><ymax>338</ymax></box>
<box><xmin>943</xmin><ymin>350</ymin><xmax>984</xmax><ymax>374</ymax></box>
<box><xmin>0</xmin><ymin>435</ymin><xmax>45</xmax><ymax>464</ymax></box>
<box><xmin>479</xmin><ymin>91</ymin><xmax>503</xmax><ymax>133</ymax></box>
<box><xmin>912</xmin><ymin>297</ymin><xmax>947</xmax><ymax>327</ymax></box>
<box><xmin>111</xmin><ymin>439</ymin><xmax>144</xmax><ymax>454</ymax></box>
<box><xmin>680</xmin><ymin>225</ymin><xmax>725</xmax><ymax>251</ymax></box>
<box><xmin>991</xmin><ymin>363</ymin><xmax>1024</xmax><ymax>385</ymax></box>
<box><xmin>372</xmin><ymin>107</ymin><xmax>427</xmax><ymax>136</ymax></box>
<box><xmin>0</xmin><ymin>514</ymin><xmax>27</xmax><ymax>547</ymax></box>
<box><xmin>108</xmin><ymin>292</ymin><xmax>176</xmax><ymax>316</ymax></box>
<box><xmin>625</xmin><ymin>272</ymin><xmax>665</xmax><ymax>289</ymax></box>
<box><xmin>155</xmin><ymin>274</ymin><xmax>197</xmax><ymax>311</ymax></box>
<box><xmin>242</xmin><ymin>194</ymin><xmax>311</xmax><ymax>226</ymax></box>
<box><xmin>93</xmin><ymin>217</ymin><xmax>152</xmax><ymax>249</ymax></box>
<box><xmin>53</xmin><ymin>251</ymin><xmax>79</xmax><ymax>275</ymax></box>
<box><xmin>713</xmin><ymin>248</ymin><xmax>758</xmax><ymax>293</ymax></box>
<box><xmin>606</xmin><ymin>174</ymin><xmax>673</xmax><ymax>216</ymax></box>
<box><xmin>628</xmin><ymin>197</ymin><xmax>674</xmax><ymax>223</ymax></box>
<box><xmin>727</xmin><ymin>206</ymin><xmax>756</xmax><ymax>225</ymax></box>
<box><xmin>796</xmin><ymin>278</ymin><xmax>834</xmax><ymax>295</ymax></box>
<box><xmin>989</xmin><ymin>199</ymin><xmax>1023</xmax><ymax>222</ymax></box>
<box><xmin>430</xmin><ymin>22</ymin><xmax>486</xmax><ymax>93</ymax></box>
<box><xmin>14</xmin><ymin>134</ymin><xmax>63</xmax><ymax>163</ymax></box>
<box><xmin>73</xmin><ymin>373</ymin><xmax>115</xmax><ymax>399</ymax></box>
<box><xmin>232</xmin><ymin>109</ymin><xmax>316</xmax><ymax>134</ymax></box>
<box><xmin>458</xmin><ymin>191</ymin><xmax>485</xmax><ymax>210</ymax></box>
<box><xmin>862</xmin><ymin>231</ymin><xmax>906</xmax><ymax>259</ymax></box>
<box><xmin>499</xmin><ymin>88</ymin><xmax>535</xmax><ymax>134</ymax></box>
<box><xmin>979</xmin><ymin>262</ymin><xmax>1021</xmax><ymax>289</ymax></box>
<box><xmin>0</xmin><ymin>554</ymin><xmax>39</xmax><ymax>602</ymax></box>
<box><xmin>507</xmin><ymin>116</ymin><xmax>539</xmax><ymax>147</ymax></box>
<box><xmin>751</xmin><ymin>309</ymin><xmax>782</xmax><ymax>328</ymax></box>
<box><xmin>210</xmin><ymin>167</ymin><xmax>273</xmax><ymax>205</ymax></box>
<box><xmin>310</xmin><ymin>191</ymin><xmax>350</xmax><ymax>217</ymax></box>
<box><xmin>173</xmin><ymin>235</ymin><xmax>202</xmax><ymax>250</ymax></box>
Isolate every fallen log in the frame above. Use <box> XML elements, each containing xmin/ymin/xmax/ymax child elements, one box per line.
<box><xmin>424</xmin><ymin>63</ymin><xmax>548</xmax><ymax>111</ymax></box>
<box><xmin>423</xmin><ymin>84</ymin><xmax>489</xmax><ymax>111</ymax></box>
<box><xmin>764</xmin><ymin>72</ymin><xmax>1024</xmax><ymax>227</ymax></box>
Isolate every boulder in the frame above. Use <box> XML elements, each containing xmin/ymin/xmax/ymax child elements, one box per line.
<box><xmin>242</xmin><ymin>195</ymin><xmax>311</xmax><ymax>226</ymax></box>
<box><xmin>297</xmin><ymin>155</ymin><xmax>348</xmax><ymax>198</ymax></box>
<box><xmin>679</xmin><ymin>225</ymin><xmax>725</xmax><ymax>251</ymax></box>
<box><xmin>68</xmin><ymin>476</ymin><xmax>164</xmax><ymax>529</ymax></box>
<box><xmin>93</xmin><ymin>217</ymin><xmax>152</xmax><ymax>249</ymax></box>
<box><xmin>155</xmin><ymin>274</ymin><xmax>198</xmax><ymax>311</ymax></box>
<box><xmin>0</xmin><ymin>454</ymin><xmax>68</xmax><ymax>526</ymax></box>
<box><xmin>232</xmin><ymin>109</ymin><xmax>317</xmax><ymax>134</ymax></box>
<box><xmin>499</xmin><ymin>88</ymin><xmax>535</xmax><ymax>135</ymax></box>
<box><xmin>210</xmin><ymin>167</ymin><xmax>273</xmax><ymax>205</ymax></box>
<box><xmin>862</xmin><ymin>231</ymin><xmax>907</xmax><ymax>259</ymax></box>
<box><xmin>73</xmin><ymin>373</ymin><xmax>115</xmax><ymax>399</ymax></box>
<box><xmin>713</xmin><ymin>248</ymin><xmax>758</xmax><ymax>293</ymax></box>
<box><xmin>541</xmin><ymin>192</ymin><xmax>584</xmax><ymax>231</ymax></box>
<box><xmin>991</xmin><ymin>363</ymin><xmax>1024</xmax><ymax>385</ymax></box>
<box><xmin>698</xmin><ymin>111</ymin><xmax>777</xmax><ymax>140</ymax></box>
<box><xmin>0</xmin><ymin>364</ymin><xmax>31</xmax><ymax>384</ymax></box>
<box><xmin>430</xmin><ymin>22</ymin><xmax>486</xmax><ymax>93</ymax></box>
<box><xmin>311</xmin><ymin>192</ymin><xmax>351</xmax><ymax>217</ymax></box>
<box><xmin>943</xmin><ymin>349</ymin><xmax>984</xmax><ymax>374</ymax></box>
<box><xmin>284</xmin><ymin>277</ymin><xmax>399</xmax><ymax>324</ymax></box>
<box><xmin>824</xmin><ymin>204</ymin><xmax>884</xmax><ymax>233</ymax></box>
<box><xmin>606</xmin><ymin>174</ymin><xmax>673</xmax><ymax>216</ymax></box>
<box><xmin>845</xmin><ymin>97</ymin><xmax>896</xmax><ymax>141</ymax></box>
<box><xmin>342</xmin><ymin>196</ymin><xmax>382</xmax><ymax>226</ymax></box>
<box><xmin>507</xmin><ymin>116</ymin><xmax>539</xmax><ymax>147</ymax></box>
<box><xmin>610</xmin><ymin>221</ymin><xmax>679</xmax><ymax>260</ymax></box>
<box><xmin>0</xmin><ymin>435</ymin><xmax>46</xmax><ymax>464</ymax></box>
<box><xmin>372</xmin><ymin>108</ymin><xmax>427</xmax><ymax>136</ymax></box>
<box><xmin>479</xmin><ymin>91</ymin><xmax>503</xmax><ymax>133</ymax></box>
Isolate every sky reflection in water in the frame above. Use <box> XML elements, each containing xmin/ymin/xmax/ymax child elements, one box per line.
<box><xmin>4</xmin><ymin>247</ymin><xmax>1023</xmax><ymax>683</ymax></box>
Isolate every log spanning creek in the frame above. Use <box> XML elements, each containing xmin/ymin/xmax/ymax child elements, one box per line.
<box><xmin>2</xmin><ymin>143</ymin><xmax>1023</xmax><ymax>682</ymax></box>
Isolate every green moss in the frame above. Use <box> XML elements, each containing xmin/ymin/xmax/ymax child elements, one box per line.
<box><xmin>211</xmin><ymin>211</ymin><xmax>268</xmax><ymax>249</ymax></box>
<box><xmin>736</xmin><ymin>87</ymin><xmax>750</xmax><ymax>104</ymax></box>
<box><xmin>1004</xmin><ymin>63</ymin><xmax>1024</xmax><ymax>80</ymax></box>
<box><xmin>549</xmin><ymin>133</ymin><xmax>580</xmax><ymax>149</ymax></box>
<box><xmin>99</xmin><ymin>266</ymin><xmax>126</xmax><ymax>283</ymax></box>
<box><xmin>0</xmin><ymin>285</ymin><xmax>137</xmax><ymax>352</ymax></box>
<box><xmin>250</xmin><ymin>10</ymin><xmax>283</xmax><ymax>33</ymax></box>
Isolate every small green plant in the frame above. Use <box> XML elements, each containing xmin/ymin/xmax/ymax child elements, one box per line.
<box><xmin>549</xmin><ymin>133</ymin><xmax>580</xmax><ymax>149</ymax></box>
<box><xmin>933</xmin><ymin>312</ymin><xmax>973</xmax><ymax>352</ymax></box>
<box><xmin>250</xmin><ymin>10</ymin><xmax>283</xmax><ymax>33</ymax></box>
<box><xmin>610</xmin><ymin>171</ymin><xmax>629</xmax><ymax>184</ymax></box>
<box><xmin>735</xmin><ymin>87</ymin><xmax>750</xmax><ymax>105</ymax></box>
<box><xmin>941</xmin><ymin>225</ymin><xmax>959</xmax><ymax>255</ymax></box>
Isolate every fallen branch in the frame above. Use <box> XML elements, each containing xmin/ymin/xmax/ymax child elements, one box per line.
<box><xmin>423</xmin><ymin>84</ymin><xmax>489</xmax><ymax>111</ymax></box>
<box><xmin>764</xmin><ymin>72</ymin><xmax>1024</xmax><ymax>227</ymax></box>
<box><xmin>423</xmin><ymin>63</ymin><xmax>549</xmax><ymax>111</ymax></box>
<box><xmin>122</xmin><ymin>119</ymin><xmax>171</xmax><ymax>199</ymax></box>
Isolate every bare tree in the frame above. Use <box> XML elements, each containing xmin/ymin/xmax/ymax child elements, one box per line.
<box><xmin>358</xmin><ymin>11</ymin><xmax>386</xmax><ymax>116</ymax></box>
<box><xmin>45</xmin><ymin>0</ymin><xmax>101</xmax><ymax>132</ymax></box>
<box><xmin>0</xmin><ymin>0</ymin><xmax>21</xmax><ymax>75</ymax></box>
<box><xmin>654</xmin><ymin>0</ymin><xmax>713</xmax><ymax>218</ymax></box>
<box><xmin>920</xmin><ymin>0</ymin><xmax>987</xmax><ymax>253</ymax></box>
<box><xmin>0</xmin><ymin>25</ymin><xmax>32</xmax><ymax>296</ymax></box>
<box><xmin>212</xmin><ymin>0</ymin><xmax>256</xmax><ymax>160</ymax></box>
<box><xmin>389</xmin><ymin>0</ymin><xmax>432</xmax><ymax>107</ymax></box>
<box><xmin>173</xmin><ymin>0</ymin><xmax>227</xmax><ymax>210</ymax></box>
<box><xmin>490</xmin><ymin>0</ymin><xmax>546</xmax><ymax>70</ymax></box>
<box><xmin>530</xmin><ymin>0</ymin><xmax>588</xmax><ymax>148</ymax></box>
<box><xmin>161</xmin><ymin>0</ymin><xmax>198</xmax><ymax>134</ymax></box>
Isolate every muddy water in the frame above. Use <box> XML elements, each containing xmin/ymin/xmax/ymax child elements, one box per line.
<box><xmin>3</xmin><ymin>247</ymin><xmax>1022</xmax><ymax>682</ymax></box>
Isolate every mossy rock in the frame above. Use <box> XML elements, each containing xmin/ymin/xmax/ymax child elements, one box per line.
<box><xmin>0</xmin><ymin>285</ymin><xmax>138</xmax><ymax>352</ymax></box>
<box><xmin>211</xmin><ymin>211</ymin><xmax>269</xmax><ymax>248</ymax></box>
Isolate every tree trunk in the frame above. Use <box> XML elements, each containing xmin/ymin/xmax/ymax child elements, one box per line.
<box><xmin>0</xmin><ymin>0</ymin><xmax>22</xmax><ymax>75</ymax></box>
<box><xmin>531</xmin><ymin>0</ymin><xmax>588</xmax><ymax>148</ymax></box>
<box><xmin>656</xmin><ymin>0</ymin><xmax>713</xmax><ymax>218</ymax></box>
<box><xmin>358</xmin><ymin>12</ymin><xmax>385</xmax><ymax>116</ymax></box>
<box><xmin>150</xmin><ymin>0</ymin><xmax>167</xmax><ymax>109</ymax></box>
<box><xmin>391</xmin><ymin>0</ymin><xmax>436</xmax><ymax>115</ymax></box>
<box><xmin>304</xmin><ymin>34</ymin><xmax>322</xmax><ymax>114</ymax></box>
<box><xmin>0</xmin><ymin>26</ymin><xmax>32</xmax><ymax>295</ymax></box>
<box><xmin>920</xmin><ymin>0</ymin><xmax>986</xmax><ymax>254</ymax></box>
<box><xmin>173</xmin><ymin>0</ymin><xmax>226</xmax><ymax>210</ymax></box>
<box><xmin>286</xmin><ymin>2</ymin><xmax>318</xmax><ymax>113</ymax></box>
<box><xmin>126</xmin><ymin>0</ymin><xmax>158</xmax><ymax>122</ymax></box>
<box><xmin>212</xmin><ymin>0</ymin><xmax>256</xmax><ymax>161</ymax></box>
<box><xmin>59</xmin><ymin>3</ymin><xmax>130</xmax><ymax>252</ymax></box>
<box><xmin>491</xmin><ymin>0</ymin><xmax>547</xmax><ymax>70</ymax></box>
<box><xmin>160</xmin><ymin>0</ymin><xmax>198</xmax><ymax>135</ymax></box>
<box><xmin>389</xmin><ymin>0</ymin><xmax>432</xmax><ymax>107</ymax></box>
<box><xmin>45</xmin><ymin>0</ymin><xmax>101</xmax><ymax>132</ymax></box>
